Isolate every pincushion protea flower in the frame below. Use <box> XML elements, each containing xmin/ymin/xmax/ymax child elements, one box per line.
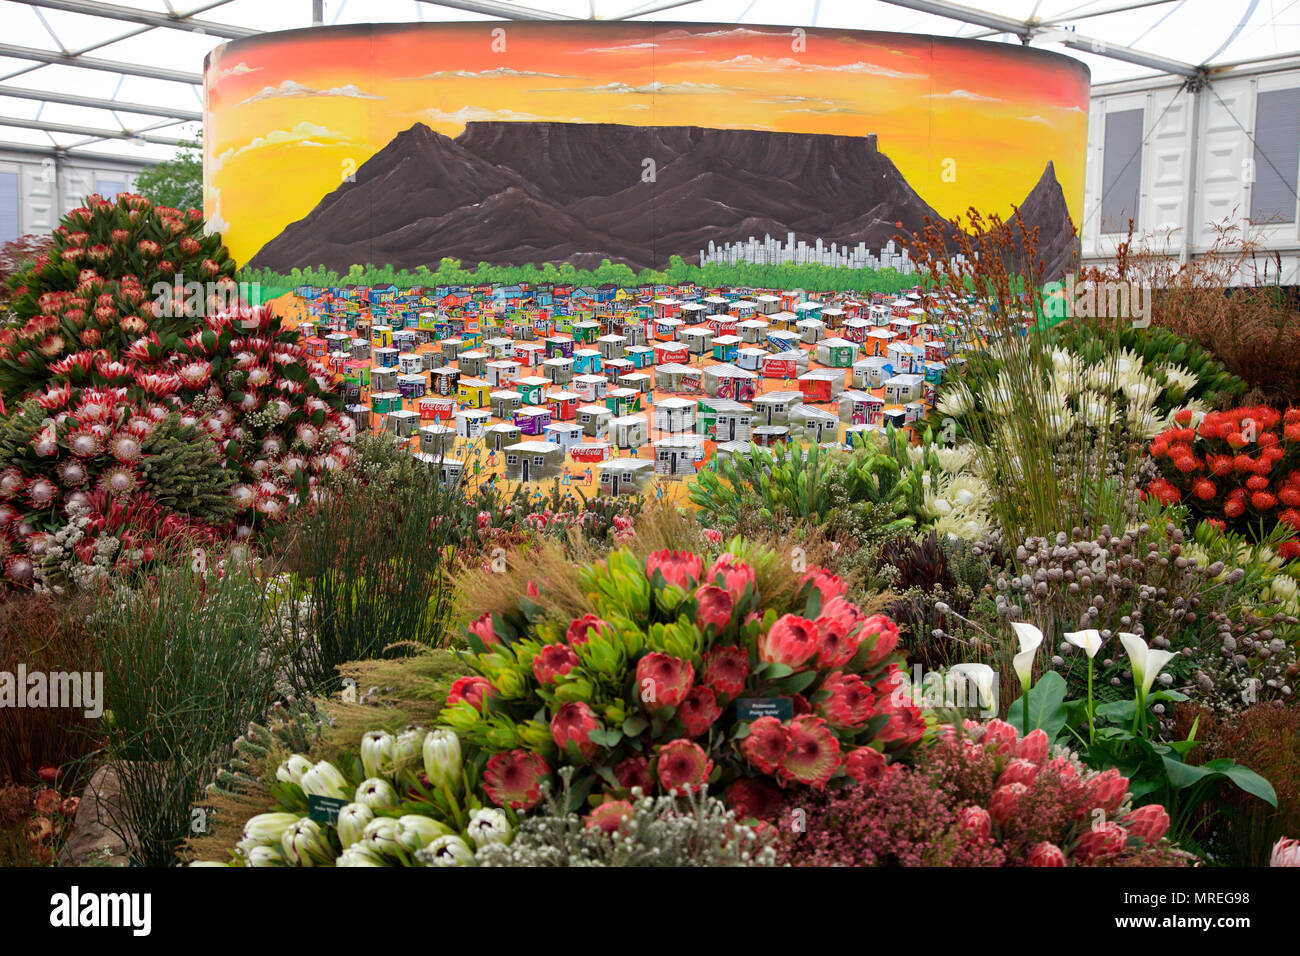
<box><xmin>0</xmin><ymin>469</ymin><xmax>27</xmax><ymax>498</ymax></box>
<box><xmin>779</xmin><ymin>716</ymin><xmax>840</xmax><ymax>789</ymax></box>
<box><xmin>482</xmin><ymin>750</ymin><xmax>550</xmax><ymax>810</ymax></box>
<box><xmin>587</xmin><ymin>799</ymin><xmax>635</xmax><ymax>835</ymax></box>
<box><xmin>645</xmin><ymin>548</ymin><xmax>703</xmax><ymax>589</ymax></box>
<box><xmin>533</xmin><ymin>643</ymin><xmax>579</xmax><ymax>685</ymax></box>
<box><xmin>635</xmin><ymin>652</ymin><xmax>694</xmax><ymax>711</ymax></box>
<box><xmin>741</xmin><ymin>717</ymin><xmax>789</xmax><ymax>775</ymax></box>
<box><xmin>655</xmin><ymin>738</ymin><xmax>713</xmax><ymax>794</ymax></box>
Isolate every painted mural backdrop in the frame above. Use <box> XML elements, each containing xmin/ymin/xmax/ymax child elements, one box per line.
<box><xmin>203</xmin><ymin>23</ymin><xmax>1089</xmax><ymax>278</ymax></box>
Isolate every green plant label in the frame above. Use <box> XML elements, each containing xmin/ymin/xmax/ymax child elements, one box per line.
<box><xmin>737</xmin><ymin>697</ymin><xmax>794</xmax><ymax>721</ymax></box>
<box><xmin>307</xmin><ymin>795</ymin><xmax>349</xmax><ymax>826</ymax></box>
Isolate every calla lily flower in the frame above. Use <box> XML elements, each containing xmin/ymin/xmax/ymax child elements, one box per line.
<box><xmin>1064</xmin><ymin>629</ymin><xmax>1104</xmax><ymax>659</ymax></box>
<box><xmin>948</xmin><ymin>662</ymin><xmax>997</xmax><ymax>715</ymax></box>
<box><xmin>1010</xmin><ymin>622</ymin><xmax>1044</xmax><ymax>690</ymax></box>
<box><xmin>1119</xmin><ymin>632</ymin><xmax>1177</xmax><ymax>697</ymax></box>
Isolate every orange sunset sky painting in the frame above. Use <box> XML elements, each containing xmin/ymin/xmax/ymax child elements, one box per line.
<box><xmin>203</xmin><ymin>22</ymin><xmax>1090</xmax><ymax>267</ymax></box>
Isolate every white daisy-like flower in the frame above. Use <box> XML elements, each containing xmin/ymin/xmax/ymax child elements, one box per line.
<box><xmin>931</xmin><ymin>444</ymin><xmax>974</xmax><ymax>474</ymax></box>
<box><xmin>1159</xmin><ymin>363</ymin><xmax>1198</xmax><ymax>398</ymax></box>
<box><xmin>936</xmin><ymin>383</ymin><xmax>973</xmax><ymax>419</ymax></box>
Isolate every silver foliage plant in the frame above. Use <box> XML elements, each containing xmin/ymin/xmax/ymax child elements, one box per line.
<box><xmin>475</xmin><ymin>769</ymin><xmax>778</xmax><ymax>868</ymax></box>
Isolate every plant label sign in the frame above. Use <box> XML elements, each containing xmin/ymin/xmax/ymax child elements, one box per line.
<box><xmin>737</xmin><ymin>697</ymin><xmax>794</xmax><ymax>721</ymax></box>
<box><xmin>308</xmin><ymin>794</ymin><xmax>350</xmax><ymax>826</ymax></box>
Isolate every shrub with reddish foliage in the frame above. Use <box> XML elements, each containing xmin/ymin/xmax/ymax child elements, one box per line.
<box><xmin>1148</xmin><ymin>406</ymin><xmax>1300</xmax><ymax>555</ymax></box>
<box><xmin>776</xmin><ymin>719</ymin><xmax>1192</xmax><ymax>867</ymax></box>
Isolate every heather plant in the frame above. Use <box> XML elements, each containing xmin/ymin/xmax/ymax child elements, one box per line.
<box><xmin>476</xmin><ymin>767</ymin><xmax>776</xmax><ymax>867</ymax></box>
<box><xmin>439</xmin><ymin>542</ymin><xmax>924</xmax><ymax>817</ymax></box>
<box><xmin>777</xmin><ymin>718</ymin><xmax>1192</xmax><ymax>867</ymax></box>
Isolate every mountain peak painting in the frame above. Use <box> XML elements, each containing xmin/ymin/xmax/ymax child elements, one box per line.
<box><xmin>205</xmin><ymin>22</ymin><xmax>1089</xmax><ymax>279</ymax></box>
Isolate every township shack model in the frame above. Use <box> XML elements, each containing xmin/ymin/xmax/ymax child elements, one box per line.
<box><xmin>491</xmin><ymin>390</ymin><xmax>522</xmax><ymax>419</ymax></box>
<box><xmin>866</xmin><ymin>328</ymin><xmax>897</xmax><ymax>356</ymax></box>
<box><xmin>514</xmin><ymin>342</ymin><xmax>545</xmax><ymax>367</ymax></box>
<box><xmin>543</xmin><ymin>421</ymin><xmax>584</xmax><ymax>451</ymax></box>
<box><xmin>736</xmin><ymin>347</ymin><xmax>767</xmax><ymax>372</ymax></box>
<box><xmin>884</xmin><ymin>373</ymin><xmax>925</xmax><ymax>405</ymax></box>
<box><xmin>419</xmin><ymin>423</ymin><xmax>456</xmax><ymax>455</ymax></box>
<box><xmin>516</xmin><ymin>376</ymin><xmax>550</xmax><ymax>405</ymax></box>
<box><xmin>698</xmin><ymin>398</ymin><xmax>753</xmax><ymax>442</ymax></box>
<box><xmin>737</xmin><ymin>318</ymin><xmax>769</xmax><ymax>343</ymax></box>
<box><xmin>654</xmin><ymin>363</ymin><xmax>700</xmax><ymax>393</ymax></box>
<box><xmin>839</xmin><ymin>390</ymin><xmax>885</xmax><ymax>425</ymax></box>
<box><xmin>711</xmin><ymin>335</ymin><xmax>742</xmax><ymax>362</ymax></box>
<box><xmin>570</xmin><ymin>442</ymin><xmax>612</xmax><ymax>464</ymax></box>
<box><xmin>572</xmin><ymin>374</ymin><xmax>608</xmax><ymax>402</ymax></box>
<box><xmin>626</xmin><ymin>345</ymin><xmax>654</xmax><ymax>369</ymax></box>
<box><xmin>420</xmin><ymin>396</ymin><xmax>457</xmax><ymax>422</ymax></box>
<box><xmin>605</xmin><ymin>387</ymin><xmax>641</xmax><ymax>416</ymax></box>
<box><xmin>753</xmin><ymin>391</ymin><xmax>804</xmax><ymax>426</ymax></box>
<box><xmin>486</xmin><ymin>360</ymin><xmax>519</xmax><ymax>388</ymax></box>
<box><xmin>547</xmin><ymin>390</ymin><xmax>580</xmax><ymax>421</ymax></box>
<box><xmin>853</xmin><ymin>356</ymin><xmax>893</xmax><ymax>389</ymax></box>
<box><xmin>751</xmin><ymin>424</ymin><xmax>790</xmax><ymax>447</ymax></box>
<box><xmin>789</xmin><ymin>404</ymin><xmax>840</xmax><ymax>442</ymax></box>
<box><xmin>456</xmin><ymin>409</ymin><xmax>492</xmax><ymax>440</ymax></box>
<box><xmin>652</xmin><ymin>341</ymin><xmax>690</xmax><ymax>365</ymax></box>
<box><xmin>573</xmin><ymin>349</ymin><xmax>602</xmax><ymax>374</ymax></box>
<box><xmin>703</xmin><ymin>363</ymin><xmax>758</xmax><ymax>401</ymax></box>
<box><xmin>515</xmin><ymin>406</ymin><xmax>553</xmax><ymax>436</ymax></box>
<box><xmin>816</xmin><ymin>337</ymin><xmax>858</xmax><ymax>368</ymax></box>
<box><xmin>654</xmin><ymin>397</ymin><xmax>697</xmax><ymax>434</ymax></box>
<box><xmin>430</xmin><ymin>367</ymin><xmax>461</xmax><ymax>396</ymax></box>
<box><xmin>577</xmin><ymin>404</ymin><xmax>613</xmax><ymax>438</ymax></box>
<box><xmin>387</xmin><ymin>409</ymin><xmax>420</xmax><ymax>438</ymax></box>
<box><xmin>798</xmin><ymin>369</ymin><xmax>845</xmax><ymax>402</ymax></box>
<box><xmin>654</xmin><ymin>434</ymin><xmax>707</xmax><ymax>476</ymax></box>
<box><xmin>796</xmin><ymin>318</ymin><xmax>826</xmax><ymax>344</ymax></box>
<box><xmin>457</xmin><ymin>378</ymin><xmax>491</xmax><ymax>408</ymax></box>
<box><xmin>714</xmin><ymin>440</ymin><xmax>752</xmax><ymax>465</ymax></box>
<box><xmin>761</xmin><ymin>349</ymin><xmax>809</xmax><ymax>380</ymax></box>
<box><xmin>459</xmin><ymin>350</ymin><xmax>488</xmax><ymax>377</ymax></box>
<box><xmin>597</xmin><ymin>458</ymin><xmax>655</xmax><ymax>495</ymax></box>
<box><xmin>482</xmin><ymin>422</ymin><xmax>522</xmax><ymax>452</ymax></box>
<box><xmin>504</xmin><ymin>441</ymin><xmax>565</xmax><ymax>483</ymax></box>
<box><xmin>767</xmin><ymin>329</ymin><xmax>801</xmax><ymax>352</ymax></box>
<box><xmin>653</xmin><ymin>317</ymin><xmax>684</xmax><ymax>341</ymax></box>
<box><xmin>681</xmin><ymin>326</ymin><xmax>715</xmax><ymax>356</ymax></box>
<box><xmin>597</xmin><ymin>334</ymin><xmax>627</xmax><ymax>360</ymax></box>
<box><xmin>610</xmin><ymin>415</ymin><xmax>649</xmax><ymax>449</ymax></box>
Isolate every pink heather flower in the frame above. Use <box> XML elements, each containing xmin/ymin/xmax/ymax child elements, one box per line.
<box><xmin>759</xmin><ymin>614</ymin><xmax>820</xmax><ymax>669</ymax></box>
<box><xmin>613</xmin><ymin>756</ymin><xmax>653</xmax><ymax>794</ymax></box>
<box><xmin>1016</xmin><ymin>728</ymin><xmax>1050</xmax><ymax>765</ymax></box>
<box><xmin>741</xmin><ymin>716</ymin><xmax>789</xmax><ymax>775</ymax></box>
<box><xmin>655</xmin><ymin>738</ymin><xmax>713</xmax><ymax>794</ymax></box>
<box><xmin>482</xmin><ymin>750</ymin><xmax>550</xmax><ymax>810</ymax></box>
<box><xmin>704</xmin><ymin>553</ymin><xmax>756</xmax><ymax>603</ymax></box>
<box><xmin>997</xmin><ymin>758</ymin><xmax>1041</xmax><ymax>789</ymax></box>
<box><xmin>700</xmin><ymin>645</ymin><xmax>749</xmax><ymax>699</ymax></box>
<box><xmin>817</xmin><ymin>671</ymin><xmax>875</xmax><ymax>728</ymax></box>
<box><xmin>957</xmin><ymin>805</ymin><xmax>992</xmax><ymax>843</ymax></box>
<box><xmin>1075</xmin><ymin>821</ymin><xmax>1129</xmax><ymax>864</ymax></box>
<box><xmin>724</xmin><ymin>777</ymin><xmax>782</xmax><ymax>821</ymax></box>
<box><xmin>1121</xmin><ymin>804</ymin><xmax>1170</xmax><ymax>845</ymax></box>
<box><xmin>466</xmin><ymin>612</ymin><xmax>500</xmax><ymax>647</ymax></box>
<box><xmin>446</xmin><ymin>675</ymin><xmax>495</xmax><ymax>712</ymax></box>
<box><xmin>635</xmin><ymin>652</ymin><xmax>694</xmax><ymax>712</ymax></box>
<box><xmin>645</xmin><ymin>549</ymin><xmax>703</xmax><ymax>589</ymax></box>
<box><xmin>1086</xmin><ymin>768</ymin><xmax>1130</xmax><ymax>816</ymax></box>
<box><xmin>533</xmin><ymin>643</ymin><xmax>579</xmax><ymax>685</ymax></box>
<box><xmin>859</xmin><ymin>614</ymin><xmax>901</xmax><ymax>667</ymax></box>
<box><xmin>1271</xmin><ymin>837</ymin><xmax>1300</xmax><ymax>867</ymax></box>
<box><xmin>987</xmin><ymin>783</ymin><xmax>1027</xmax><ymax>828</ymax></box>
<box><xmin>587</xmin><ymin>800</ymin><xmax>635</xmax><ymax>835</ymax></box>
<box><xmin>678</xmin><ymin>685</ymin><xmax>722</xmax><ymax>737</ymax></box>
<box><xmin>565</xmin><ymin>613</ymin><xmax>609</xmax><ymax>648</ymax></box>
<box><xmin>551</xmin><ymin>701</ymin><xmax>602</xmax><ymax>761</ymax></box>
<box><xmin>802</xmin><ymin>568</ymin><xmax>847</xmax><ymax>605</ymax></box>
<box><xmin>780</xmin><ymin>716</ymin><xmax>841</xmax><ymax>789</ymax></box>
<box><xmin>843</xmin><ymin>746</ymin><xmax>889</xmax><ymax>787</ymax></box>
<box><xmin>693</xmin><ymin>585</ymin><xmax>734</xmax><ymax>632</ymax></box>
<box><xmin>1026</xmin><ymin>841</ymin><xmax>1068</xmax><ymax>867</ymax></box>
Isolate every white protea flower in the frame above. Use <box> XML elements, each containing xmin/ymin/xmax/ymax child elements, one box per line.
<box><xmin>465</xmin><ymin>808</ymin><xmax>513</xmax><ymax>848</ymax></box>
<box><xmin>931</xmin><ymin>444</ymin><xmax>974</xmax><ymax>473</ymax></box>
<box><xmin>1160</xmin><ymin>363</ymin><xmax>1198</xmax><ymax>398</ymax></box>
<box><xmin>933</xmin><ymin>510</ymin><xmax>992</xmax><ymax>542</ymax></box>
<box><xmin>281</xmin><ymin>818</ymin><xmax>335</xmax><ymax>866</ymax></box>
<box><xmin>242</xmin><ymin>811</ymin><xmax>301</xmax><ymax>846</ymax></box>
<box><xmin>945</xmin><ymin>474</ymin><xmax>989</xmax><ymax>511</ymax></box>
<box><xmin>1111</xmin><ymin>348</ymin><xmax>1145</xmax><ymax>386</ymax></box>
<box><xmin>246</xmin><ymin>845</ymin><xmax>285</xmax><ymax>867</ymax></box>
<box><xmin>337</xmin><ymin>844</ymin><xmax>384</xmax><ymax>867</ymax></box>
<box><xmin>230</xmin><ymin>484</ymin><xmax>255</xmax><ymax>510</ymax></box>
<box><xmin>360</xmin><ymin>731</ymin><xmax>395</xmax><ymax>779</ymax></box>
<box><xmin>396</xmin><ymin>814</ymin><xmax>452</xmax><ymax>852</ymax></box>
<box><xmin>936</xmin><ymin>383</ymin><xmax>973</xmax><ymax>419</ymax></box>
<box><xmin>360</xmin><ymin>817</ymin><xmax>401</xmax><ymax>860</ymax></box>
<box><xmin>336</xmin><ymin>803</ymin><xmax>374</xmax><ymax>850</ymax></box>
<box><xmin>420</xmin><ymin>834</ymin><xmax>475</xmax><ymax>867</ymax></box>
<box><xmin>1124</xmin><ymin>405</ymin><xmax>1169</xmax><ymax>441</ymax></box>
<box><xmin>923</xmin><ymin>489</ymin><xmax>954</xmax><ymax>518</ymax></box>
<box><xmin>354</xmin><ymin>777</ymin><xmax>399</xmax><ymax>810</ymax></box>
<box><xmin>1121</xmin><ymin>379</ymin><xmax>1158</xmax><ymax>409</ymax></box>
<box><xmin>1077</xmin><ymin>391</ymin><xmax>1116</xmax><ymax>429</ymax></box>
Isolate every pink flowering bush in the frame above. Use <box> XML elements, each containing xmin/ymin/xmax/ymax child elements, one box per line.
<box><xmin>439</xmin><ymin>540</ymin><xmax>922</xmax><ymax>816</ymax></box>
<box><xmin>776</xmin><ymin>718</ymin><xmax>1192</xmax><ymax>867</ymax></box>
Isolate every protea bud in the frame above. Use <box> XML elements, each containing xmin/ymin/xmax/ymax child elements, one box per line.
<box><xmin>359</xmin><ymin>817</ymin><xmax>400</xmax><ymax>860</ymax></box>
<box><xmin>354</xmin><ymin>778</ymin><xmax>398</xmax><ymax>810</ymax></box>
<box><xmin>466</xmin><ymin>808</ymin><xmax>513</xmax><ymax>848</ymax></box>
<box><xmin>335</xmin><ymin>803</ymin><xmax>373</xmax><ymax>850</ymax></box>
<box><xmin>422</xmin><ymin>729</ymin><xmax>462</xmax><ymax>789</ymax></box>
<box><xmin>419</xmin><ymin>834</ymin><xmax>475</xmax><ymax>867</ymax></box>
<box><xmin>395</xmin><ymin>814</ymin><xmax>452</xmax><ymax>852</ymax></box>
<box><xmin>242</xmin><ymin>811</ymin><xmax>301</xmax><ymax>846</ymax></box>
<box><xmin>246</xmin><ymin>845</ymin><xmax>285</xmax><ymax>867</ymax></box>
<box><xmin>280</xmin><ymin>817</ymin><xmax>334</xmax><ymax>866</ymax></box>
<box><xmin>275</xmin><ymin>754</ymin><xmax>312</xmax><ymax>786</ymax></box>
<box><xmin>360</xmin><ymin>731</ymin><xmax>395</xmax><ymax>779</ymax></box>
<box><xmin>299</xmin><ymin>761</ymin><xmax>348</xmax><ymax>800</ymax></box>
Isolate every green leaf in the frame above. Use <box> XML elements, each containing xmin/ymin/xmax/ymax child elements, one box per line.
<box><xmin>1220</xmin><ymin>764</ymin><xmax>1278</xmax><ymax>807</ymax></box>
<box><xmin>776</xmin><ymin>670</ymin><xmax>819</xmax><ymax>696</ymax></box>
<box><xmin>622</xmin><ymin>715</ymin><xmax>648</xmax><ymax>737</ymax></box>
<box><xmin>1005</xmin><ymin>671</ymin><xmax>1068</xmax><ymax>741</ymax></box>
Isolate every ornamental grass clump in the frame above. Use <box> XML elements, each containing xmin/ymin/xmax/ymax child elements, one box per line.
<box><xmin>440</xmin><ymin>541</ymin><xmax>924</xmax><ymax>819</ymax></box>
<box><xmin>777</xmin><ymin>718</ymin><xmax>1192</xmax><ymax>867</ymax></box>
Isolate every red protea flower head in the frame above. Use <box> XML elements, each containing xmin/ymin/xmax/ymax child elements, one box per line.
<box><xmin>1086</xmin><ymin>768</ymin><xmax>1130</xmax><ymax>815</ymax></box>
<box><xmin>34</xmin><ymin>383</ymin><xmax>73</xmax><ymax>411</ymax></box>
<box><xmin>446</xmin><ymin>675</ymin><xmax>495</xmax><ymax>712</ymax></box>
<box><xmin>482</xmin><ymin>750</ymin><xmax>550</xmax><ymax>810</ymax></box>
<box><xmin>1120</xmin><ymin>804</ymin><xmax>1170</xmax><ymax>845</ymax></box>
<box><xmin>550</xmin><ymin>701</ymin><xmax>601</xmax><ymax>761</ymax></box>
<box><xmin>655</xmin><ymin>738</ymin><xmax>713</xmax><ymax>794</ymax></box>
<box><xmin>759</xmin><ymin>613</ymin><xmax>820</xmax><ymax>668</ymax></box>
<box><xmin>1026</xmin><ymin>841</ymin><xmax>1068</xmax><ymax>867</ymax></box>
<box><xmin>997</xmin><ymin>758</ymin><xmax>1041</xmax><ymax>789</ymax></box>
<box><xmin>843</xmin><ymin>746</ymin><xmax>889</xmax><ymax>786</ymax></box>
<box><xmin>48</xmin><ymin>351</ymin><xmax>97</xmax><ymax>379</ymax></box>
<box><xmin>723</xmin><ymin>777</ymin><xmax>782</xmax><ymax>821</ymax></box>
<box><xmin>27</xmin><ymin>477</ymin><xmax>58</xmax><ymax>509</ymax></box>
<box><xmin>678</xmin><ymin>685</ymin><xmax>722</xmax><ymax>737</ymax></box>
<box><xmin>859</xmin><ymin>614</ymin><xmax>901</xmax><ymax>668</ymax></box>
<box><xmin>66</xmin><ymin>428</ymin><xmax>103</xmax><ymax>459</ymax></box>
<box><xmin>1252</xmin><ymin>491</ymin><xmax>1277</xmax><ymax>511</ymax></box>
<box><xmin>134</xmin><ymin>372</ymin><xmax>180</xmax><ymax>399</ymax></box>
<box><xmin>0</xmin><ymin>469</ymin><xmax>26</xmax><ymax>499</ymax></box>
<box><xmin>176</xmin><ymin>361</ymin><xmax>212</xmax><ymax>390</ymax></box>
<box><xmin>1075</xmin><ymin>821</ymin><xmax>1128</xmax><ymax>863</ymax></box>
<box><xmin>635</xmin><ymin>652</ymin><xmax>694</xmax><ymax>712</ymax></box>
<box><xmin>801</xmin><ymin>567</ymin><xmax>848</xmax><ymax>606</ymax></box>
<box><xmin>31</xmin><ymin>426</ymin><xmax>58</xmax><ymax>458</ymax></box>
<box><xmin>613</xmin><ymin>756</ymin><xmax>653</xmax><ymax>794</ymax></box>
<box><xmin>56</xmin><ymin>460</ymin><xmax>88</xmax><ymax>487</ymax></box>
<box><xmin>814</xmin><ymin>595</ymin><xmax>866</xmax><ymax>669</ymax></box>
<box><xmin>107</xmin><ymin>432</ymin><xmax>143</xmax><ymax>464</ymax></box>
<box><xmin>533</xmin><ymin>642</ymin><xmax>580</xmax><ymax>686</ymax></box>
<box><xmin>741</xmin><ymin>716</ymin><xmax>789</xmax><ymax>775</ymax></box>
<box><xmin>466</xmin><ymin>612</ymin><xmax>500</xmax><ymax>648</ymax></box>
<box><xmin>779</xmin><ymin>716</ymin><xmax>841</xmax><ymax>789</ymax></box>
<box><xmin>645</xmin><ymin>548</ymin><xmax>703</xmax><ymax>589</ymax></box>
<box><xmin>957</xmin><ymin>805</ymin><xmax>992</xmax><ymax>842</ymax></box>
<box><xmin>693</xmin><ymin>584</ymin><xmax>734</xmax><ymax>631</ymax></box>
<box><xmin>97</xmin><ymin>465</ymin><xmax>138</xmax><ymax>497</ymax></box>
<box><xmin>817</xmin><ymin>671</ymin><xmax>875</xmax><ymax>727</ymax></box>
<box><xmin>1016</xmin><ymin>728</ymin><xmax>1050</xmax><ymax>765</ymax></box>
<box><xmin>586</xmin><ymin>799</ymin><xmax>634</xmax><ymax>835</ymax></box>
<box><xmin>981</xmin><ymin>719</ymin><xmax>1021</xmax><ymax>756</ymax></box>
<box><xmin>124</xmin><ymin>334</ymin><xmax>162</xmax><ymax>363</ymax></box>
<box><xmin>1191</xmin><ymin>478</ymin><xmax>1217</xmax><ymax>501</ymax></box>
<box><xmin>704</xmin><ymin>553</ymin><xmax>756</xmax><ymax>603</ymax></box>
<box><xmin>700</xmin><ymin>645</ymin><xmax>749</xmax><ymax>699</ymax></box>
<box><xmin>565</xmin><ymin>613</ymin><xmax>609</xmax><ymax>648</ymax></box>
<box><xmin>4</xmin><ymin>554</ymin><xmax>34</xmax><ymax>585</ymax></box>
<box><xmin>987</xmin><ymin>782</ymin><xmax>1027</xmax><ymax>828</ymax></box>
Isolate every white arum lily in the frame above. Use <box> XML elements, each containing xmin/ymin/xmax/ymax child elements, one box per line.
<box><xmin>1119</xmin><ymin>632</ymin><xmax>1176</xmax><ymax>698</ymax></box>
<box><xmin>1010</xmin><ymin>622</ymin><xmax>1043</xmax><ymax>690</ymax></box>
<box><xmin>947</xmin><ymin>662</ymin><xmax>997</xmax><ymax>717</ymax></box>
<box><xmin>1064</xmin><ymin>629</ymin><xmax>1103</xmax><ymax>659</ymax></box>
